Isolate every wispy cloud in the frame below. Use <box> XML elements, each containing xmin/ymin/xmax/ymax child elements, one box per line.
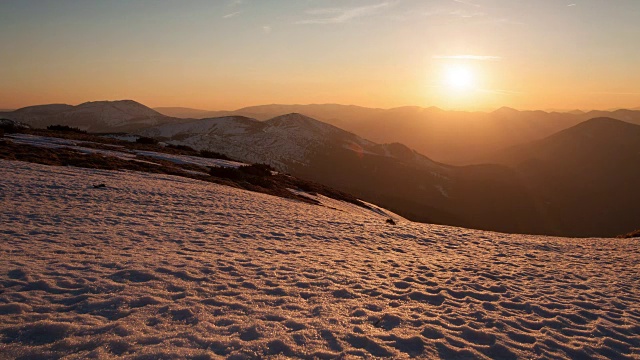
<box><xmin>433</xmin><ymin>55</ymin><xmax>502</xmax><ymax>61</ymax></box>
<box><xmin>449</xmin><ymin>0</ymin><xmax>523</xmax><ymax>25</ymax></box>
<box><xmin>296</xmin><ymin>2</ymin><xmax>391</xmax><ymax>25</ymax></box>
<box><xmin>262</xmin><ymin>25</ymin><xmax>272</xmax><ymax>33</ymax></box>
<box><xmin>447</xmin><ymin>9</ymin><xmax>485</xmax><ymax>18</ymax></box>
<box><xmin>567</xmin><ymin>3</ymin><xmax>577</xmax><ymax>6</ymax></box>
<box><xmin>223</xmin><ymin>11</ymin><xmax>242</xmax><ymax>19</ymax></box>
<box><xmin>452</xmin><ymin>0</ymin><xmax>481</xmax><ymax>7</ymax></box>
<box><xmin>490</xmin><ymin>17</ymin><xmax>525</xmax><ymax>25</ymax></box>
<box><xmin>419</xmin><ymin>7</ymin><xmax>485</xmax><ymax>19</ymax></box>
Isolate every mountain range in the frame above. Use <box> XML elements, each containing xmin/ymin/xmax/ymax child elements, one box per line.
<box><xmin>155</xmin><ymin>104</ymin><xmax>640</xmax><ymax>165</ymax></box>
<box><xmin>140</xmin><ymin>113</ymin><xmax>542</xmax><ymax>234</ymax></box>
<box><xmin>3</xmin><ymin>100</ymin><xmax>639</xmax><ymax>237</ymax></box>
<box><xmin>0</xmin><ymin>100</ymin><xmax>186</xmax><ymax>133</ymax></box>
<box><xmin>486</xmin><ymin>117</ymin><xmax>640</xmax><ymax>236</ymax></box>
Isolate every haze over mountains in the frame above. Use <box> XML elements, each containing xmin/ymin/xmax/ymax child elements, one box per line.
<box><xmin>155</xmin><ymin>104</ymin><xmax>640</xmax><ymax>165</ymax></box>
<box><xmin>3</xmin><ymin>100</ymin><xmax>639</xmax><ymax>237</ymax></box>
<box><xmin>140</xmin><ymin>113</ymin><xmax>541</xmax><ymax>235</ymax></box>
<box><xmin>486</xmin><ymin>117</ymin><xmax>640</xmax><ymax>237</ymax></box>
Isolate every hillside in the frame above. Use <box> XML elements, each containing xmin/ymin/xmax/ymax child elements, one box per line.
<box><xmin>155</xmin><ymin>104</ymin><xmax>640</xmax><ymax>164</ymax></box>
<box><xmin>141</xmin><ymin>113</ymin><xmax>544</xmax><ymax>235</ymax></box>
<box><xmin>153</xmin><ymin>107</ymin><xmax>214</xmax><ymax>119</ymax></box>
<box><xmin>487</xmin><ymin>117</ymin><xmax>640</xmax><ymax>237</ymax></box>
<box><xmin>0</xmin><ymin>100</ymin><xmax>187</xmax><ymax>133</ymax></box>
<box><xmin>6</xmin><ymin>101</ymin><xmax>640</xmax><ymax>236</ymax></box>
<box><xmin>0</xmin><ymin>126</ymin><xmax>382</xmax><ymax>214</ymax></box>
<box><xmin>1</xmin><ymin>160</ymin><xmax>639</xmax><ymax>359</ymax></box>
<box><xmin>141</xmin><ymin>113</ymin><xmax>440</xmax><ymax>171</ymax></box>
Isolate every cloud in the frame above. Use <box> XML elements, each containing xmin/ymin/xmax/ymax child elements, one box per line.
<box><xmin>223</xmin><ymin>11</ymin><xmax>242</xmax><ymax>19</ymax></box>
<box><xmin>433</xmin><ymin>55</ymin><xmax>502</xmax><ymax>61</ymax></box>
<box><xmin>262</xmin><ymin>25</ymin><xmax>272</xmax><ymax>33</ymax></box>
<box><xmin>296</xmin><ymin>2</ymin><xmax>391</xmax><ymax>25</ymax></box>
<box><xmin>419</xmin><ymin>7</ymin><xmax>485</xmax><ymax>19</ymax></box>
<box><xmin>452</xmin><ymin>0</ymin><xmax>481</xmax><ymax>7</ymax></box>
<box><xmin>567</xmin><ymin>3</ymin><xmax>576</xmax><ymax>6</ymax></box>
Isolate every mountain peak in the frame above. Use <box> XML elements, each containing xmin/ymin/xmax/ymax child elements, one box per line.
<box><xmin>4</xmin><ymin>99</ymin><xmax>177</xmax><ymax>132</ymax></box>
<box><xmin>492</xmin><ymin>106</ymin><xmax>519</xmax><ymax>114</ymax></box>
<box><xmin>578</xmin><ymin>116</ymin><xmax>633</xmax><ymax>128</ymax></box>
<box><xmin>547</xmin><ymin>117</ymin><xmax>639</xmax><ymax>142</ymax></box>
<box><xmin>74</xmin><ymin>99</ymin><xmax>164</xmax><ymax>118</ymax></box>
<box><xmin>78</xmin><ymin>99</ymin><xmax>143</xmax><ymax>106</ymax></box>
<box><xmin>269</xmin><ymin>112</ymin><xmax>316</xmax><ymax>122</ymax></box>
<box><xmin>265</xmin><ymin>113</ymin><xmax>336</xmax><ymax>130</ymax></box>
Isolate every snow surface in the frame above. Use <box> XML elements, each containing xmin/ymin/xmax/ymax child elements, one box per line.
<box><xmin>1</xmin><ymin>160</ymin><xmax>639</xmax><ymax>359</ymax></box>
<box><xmin>287</xmin><ymin>189</ymin><xmax>403</xmax><ymax>221</ymax></box>
<box><xmin>5</xmin><ymin>134</ymin><xmax>245</xmax><ymax>169</ymax></box>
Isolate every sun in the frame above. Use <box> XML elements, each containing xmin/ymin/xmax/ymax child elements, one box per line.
<box><xmin>444</xmin><ymin>65</ymin><xmax>475</xmax><ymax>92</ymax></box>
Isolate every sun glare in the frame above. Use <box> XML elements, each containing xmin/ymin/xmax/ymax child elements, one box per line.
<box><xmin>444</xmin><ymin>65</ymin><xmax>475</xmax><ymax>92</ymax></box>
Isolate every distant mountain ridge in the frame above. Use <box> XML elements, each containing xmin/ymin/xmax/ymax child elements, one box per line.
<box><xmin>154</xmin><ymin>107</ymin><xmax>213</xmax><ymax>119</ymax></box>
<box><xmin>140</xmin><ymin>112</ymin><xmax>543</xmax><ymax>235</ymax></box>
<box><xmin>5</xmin><ymin>99</ymin><xmax>640</xmax><ymax>236</ymax></box>
<box><xmin>486</xmin><ymin>117</ymin><xmax>640</xmax><ymax>236</ymax></box>
<box><xmin>141</xmin><ymin>113</ymin><xmax>442</xmax><ymax>173</ymax></box>
<box><xmin>0</xmin><ymin>100</ymin><xmax>187</xmax><ymax>133</ymax></box>
<box><xmin>142</xmin><ymin>110</ymin><xmax>640</xmax><ymax>236</ymax></box>
<box><xmin>155</xmin><ymin>104</ymin><xmax>640</xmax><ymax>165</ymax></box>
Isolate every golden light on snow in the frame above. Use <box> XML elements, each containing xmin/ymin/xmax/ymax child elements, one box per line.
<box><xmin>3</xmin><ymin>160</ymin><xmax>640</xmax><ymax>358</ymax></box>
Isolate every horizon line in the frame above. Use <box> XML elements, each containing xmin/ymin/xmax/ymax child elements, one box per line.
<box><xmin>3</xmin><ymin>99</ymin><xmax>639</xmax><ymax>114</ymax></box>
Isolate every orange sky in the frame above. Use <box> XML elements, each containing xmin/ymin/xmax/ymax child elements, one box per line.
<box><xmin>1</xmin><ymin>1</ymin><xmax>639</xmax><ymax>111</ymax></box>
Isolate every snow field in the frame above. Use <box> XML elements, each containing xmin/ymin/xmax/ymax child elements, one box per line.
<box><xmin>0</xmin><ymin>160</ymin><xmax>639</xmax><ymax>359</ymax></box>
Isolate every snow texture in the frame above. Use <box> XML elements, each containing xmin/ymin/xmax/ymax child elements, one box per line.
<box><xmin>6</xmin><ymin>134</ymin><xmax>244</xmax><ymax>169</ymax></box>
<box><xmin>1</xmin><ymin>160</ymin><xmax>639</xmax><ymax>359</ymax></box>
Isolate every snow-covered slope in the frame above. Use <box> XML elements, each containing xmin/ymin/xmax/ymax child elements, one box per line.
<box><xmin>1</xmin><ymin>160</ymin><xmax>639</xmax><ymax>359</ymax></box>
<box><xmin>2</xmin><ymin>100</ymin><xmax>186</xmax><ymax>133</ymax></box>
<box><xmin>140</xmin><ymin>113</ymin><xmax>442</xmax><ymax>172</ymax></box>
<box><xmin>139</xmin><ymin>113</ymin><xmax>545</xmax><ymax>236</ymax></box>
<box><xmin>5</xmin><ymin>133</ymin><xmax>246</xmax><ymax>170</ymax></box>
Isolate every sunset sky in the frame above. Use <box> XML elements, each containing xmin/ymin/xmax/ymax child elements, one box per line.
<box><xmin>2</xmin><ymin>0</ymin><xmax>639</xmax><ymax>111</ymax></box>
